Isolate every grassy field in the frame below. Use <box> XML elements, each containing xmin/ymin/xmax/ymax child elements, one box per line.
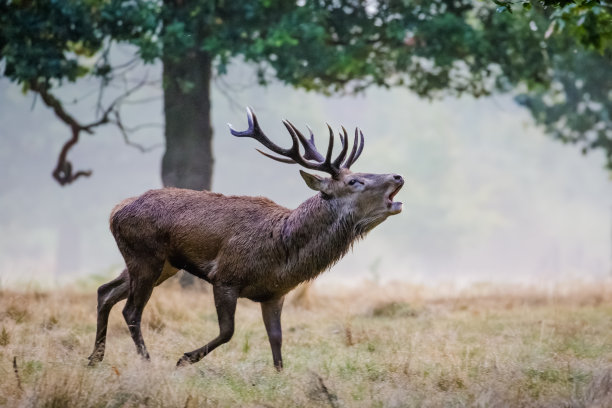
<box><xmin>0</xmin><ymin>279</ymin><xmax>611</xmax><ymax>407</ymax></box>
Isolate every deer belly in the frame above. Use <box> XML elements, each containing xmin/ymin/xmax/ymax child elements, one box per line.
<box><xmin>240</xmin><ymin>287</ymin><xmax>278</xmax><ymax>302</ymax></box>
<box><xmin>168</xmin><ymin>253</ymin><xmax>216</xmax><ymax>282</ymax></box>
<box><xmin>238</xmin><ymin>278</ymin><xmax>293</xmax><ymax>302</ymax></box>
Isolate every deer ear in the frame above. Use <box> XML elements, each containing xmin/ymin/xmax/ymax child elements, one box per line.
<box><xmin>300</xmin><ymin>170</ymin><xmax>331</xmax><ymax>193</ymax></box>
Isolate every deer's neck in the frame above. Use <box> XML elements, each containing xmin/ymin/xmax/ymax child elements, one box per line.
<box><xmin>279</xmin><ymin>194</ymin><xmax>357</xmax><ymax>284</ymax></box>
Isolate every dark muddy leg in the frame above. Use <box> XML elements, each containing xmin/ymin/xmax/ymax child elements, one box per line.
<box><xmin>88</xmin><ymin>268</ymin><xmax>129</xmax><ymax>365</ymax></box>
<box><xmin>261</xmin><ymin>296</ymin><xmax>285</xmax><ymax>371</ymax></box>
<box><xmin>122</xmin><ymin>259</ymin><xmax>164</xmax><ymax>360</ymax></box>
<box><xmin>176</xmin><ymin>285</ymin><xmax>238</xmax><ymax>366</ymax></box>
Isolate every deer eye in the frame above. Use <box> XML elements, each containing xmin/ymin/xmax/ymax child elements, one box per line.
<box><xmin>348</xmin><ymin>179</ymin><xmax>359</xmax><ymax>186</ymax></box>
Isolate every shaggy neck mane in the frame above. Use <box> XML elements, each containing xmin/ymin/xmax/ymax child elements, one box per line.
<box><xmin>279</xmin><ymin>193</ymin><xmax>360</xmax><ymax>285</ymax></box>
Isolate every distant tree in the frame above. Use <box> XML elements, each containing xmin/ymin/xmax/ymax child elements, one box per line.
<box><xmin>4</xmin><ymin>0</ymin><xmax>608</xmax><ymax>190</ymax></box>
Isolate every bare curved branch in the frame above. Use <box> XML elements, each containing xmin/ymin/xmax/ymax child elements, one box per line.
<box><xmin>112</xmin><ymin>110</ymin><xmax>164</xmax><ymax>153</ymax></box>
<box><xmin>29</xmin><ymin>76</ymin><xmax>150</xmax><ymax>186</ymax></box>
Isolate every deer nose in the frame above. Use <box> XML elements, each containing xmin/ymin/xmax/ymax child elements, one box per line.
<box><xmin>392</xmin><ymin>174</ymin><xmax>404</xmax><ymax>184</ymax></box>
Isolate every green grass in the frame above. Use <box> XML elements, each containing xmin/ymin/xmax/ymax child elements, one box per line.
<box><xmin>0</xmin><ymin>281</ymin><xmax>611</xmax><ymax>407</ymax></box>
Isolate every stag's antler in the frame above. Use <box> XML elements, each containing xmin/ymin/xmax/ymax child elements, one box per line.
<box><xmin>228</xmin><ymin>108</ymin><xmax>364</xmax><ymax>178</ymax></box>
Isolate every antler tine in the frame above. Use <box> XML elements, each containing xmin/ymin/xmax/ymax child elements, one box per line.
<box><xmin>279</xmin><ymin>119</ymin><xmax>340</xmax><ymax>176</ymax></box>
<box><xmin>306</xmin><ymin>126</ymin><xmax>316</xmax><ymax>146</ymax></box>
<box><xmin>230</xmin><ymin>107</ymin><xmax>346</xmax><ymax>177</ymax></box>
<box><xmin>285</xmin><ymin>120</ymin><xmax>325</xmax><ymax>162</ymax></box>
<box><xmin>342</xmin><ymin>128</ymin><xmax>360</xmax><ymax>169</ymax></box>
<box><xmin>306</xmin><ymin>123</ymin><xmax>333</xmax><ymax>161</ymax></box>
<box><xmin>282</xmin><ymin>120</ymin><xmax>308</xmax><ymax>158</ymax></box>
<box><xmin>255</xmin><ymin>148</ymin><xmax>296</xmax><ymax>164</ymax></box>
<box><xmin>353</xmin><ymin>129</ymin><xmax>365</xmax><ymax>163</ymax></box>
<box><xmin>282</xmin><ymin>120</ymin><xmax>335</xmax><ymax>173</ymax></box>
<box><xmin>229</xmin><ymin>107</ymin><xmax>293</xmax><ymax>158</ymax></box>
<box><xmin>332</xmin><ymin>126</ymin><xmax>350</xmax><ymax>168</ymax></box>
<box><xmin>325</xmin><ymin>123</ymin><xmax>334</xmax><ymax>164</ymax></box>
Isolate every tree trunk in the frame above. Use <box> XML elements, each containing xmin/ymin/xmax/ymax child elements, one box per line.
<box><xmin>162</xmin><ymin>50</ymin><xmax>214</xmax><ymax>191</ymax></box>
<box><xmin>162</xmin><ymin>49</ymin><xmax>213</xmax><ymax>287</ymax></box>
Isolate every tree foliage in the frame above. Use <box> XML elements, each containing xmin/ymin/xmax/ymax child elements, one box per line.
<box><xmin>1</xmin><ymin>0</ymin><xmax>522</xmax><ymax>95</ymax></box>
<box><xmin>494</xmin><ymin>0</ymin><xmax>612</xmax><ymax>167</ymax></box>
<box><xmin>495</xmin><ymin>0</ymin><xmax>612</xmax><ymax>52</ymax></box>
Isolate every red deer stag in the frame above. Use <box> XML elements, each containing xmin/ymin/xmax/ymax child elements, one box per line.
<box><xmin>88</xmin><ymin>108</ymin><xmax>403</xmax><ymax>370</ymax></box>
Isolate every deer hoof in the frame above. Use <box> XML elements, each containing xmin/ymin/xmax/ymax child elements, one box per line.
<box><xmin>87</xmin><ymin>351</ymin><xmax>103</xmax><ymax>367</ymax></box>
<box><xmin>176</xmin><ymin>355</ymin><xmax>192</xmax><ymax>367</ymax></box>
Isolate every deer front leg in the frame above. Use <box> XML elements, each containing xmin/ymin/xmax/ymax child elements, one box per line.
<box><xmin>261</xmin><ymin>296</ymin><xmax>285</xmax><ymax>371</ymax></box>
<box><xmin>176</xmin><ymin>285</ymin><xmax>239</xmax><ymax>366</ymax></box>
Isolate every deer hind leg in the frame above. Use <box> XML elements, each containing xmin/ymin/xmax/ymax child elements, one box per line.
<box><xmin>176</xmin><ymin>285</ymin><xmax>239</xmax><ymax>366</ymax></box>
<box><xmin>88</xmin><ymin>261</ymin><xmax>177</xmax><ymax>365</ymax></box>
<box><xmin>121</xmin><ymin>257</ymin><xmax>165</xmax><ymax>360</ymax></box>
<box><xmin>88</xmin><ymin>268</ymin><xmax>130</xmax><ymax>365</ymax></box>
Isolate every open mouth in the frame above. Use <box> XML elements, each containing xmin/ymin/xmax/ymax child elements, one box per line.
<box><xmin>386</xmin><ymin>184</ymin><xmax>403</xmax><ymax>214</ymax></box>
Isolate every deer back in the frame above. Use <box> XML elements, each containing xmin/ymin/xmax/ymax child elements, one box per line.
<box><xmin>110</xmin><ymin>189</ymin><xmax>291</xmax><ymax>282</ymax></box>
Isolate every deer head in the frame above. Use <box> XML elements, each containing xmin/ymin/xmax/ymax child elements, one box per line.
<box><xmin>228</xmin><ymin>108</ymin><xmax>403</xmax><ymax>233</ymax></box>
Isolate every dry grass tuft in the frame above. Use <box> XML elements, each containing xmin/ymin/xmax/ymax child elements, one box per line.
<box><xmin>0</xmin><ymin>279</ymin><xmax>611</xmax><ymax>407</ymax></box>
<box><xmin>371</xmin><ymin>301</ymin><xmax>419</xmax><ymax>318</ymax></box>
<box><xmin>0</xmin><ymin>327</ymin><xmax>10</xmax><ymax>346</ymax></box>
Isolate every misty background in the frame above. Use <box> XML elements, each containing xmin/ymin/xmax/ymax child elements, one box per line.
<box><xmin>1</xmin><ymin>57</ymin><xmax>611</xmax><ymax>288</ymax></box>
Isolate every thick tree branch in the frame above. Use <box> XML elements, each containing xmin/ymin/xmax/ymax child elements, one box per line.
<box><xmin>30</xmin><ymin>81</ymin><xmax>84</xmax><ymax>130</ymax></box>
